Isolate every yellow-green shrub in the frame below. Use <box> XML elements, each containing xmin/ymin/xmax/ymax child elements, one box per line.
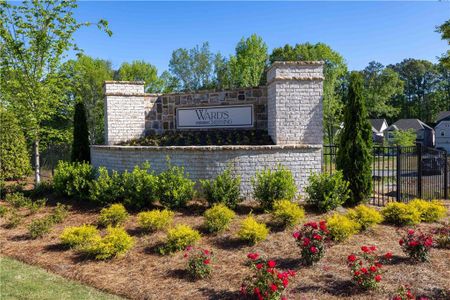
<box><xmin>137</xmin><ymin>209</ymin><xmax>174</xmax><ymax>232</ymax></box>
<box><xmin>326</xmin><ymin>213</ymin><xmax>360</xmax><ymax>242</ymax></box>
<box><xmin>237</xmin><ymin>215</ymin><xmax>269</xmax><ymax>244</ymax></box>
<box><xmin>98</xmin><ymin>203</ymin><xmax>128</xmax><ymax>227</ymax></box>
<box><xmin>162</xmin><ymin>224</ymin><xmax>201</xmax><ymax>254</ymax></box>
<box><xmin>28</xmin><ymin>218</ymin><xmax>53</xmax><ymax>239</ymax></box>
<box><xmin>203</xmin><ymin>204</ymin><xmax>235</xmax><ymax>233</ymax></box>
<box><xmin>346</xmin><ymin>205</ymin><xmax>383</xmax><ymax>230</ymax></box>
<box><xmin>408</xmin><ymin>199</ymin><xmax>447</xmax><ymax>222</ymax></box>
<box><xmin>381</xmin><ymin>202</ymin><xmax>421</xmax><ymax>226</ymax></box>
<box><xmin>271</xmin><ymin>200</ymin><xmax>305</xmax><ymax>227</ymax></box>
<box><xmin>60</xmin><ymin>225</ymin><xmax>100</xmax><ymax>249</ymax></box>
<box><xmin>83</xmin><ymin>226</ymin><xmax>134</xmax><ymax>260</ymax></box>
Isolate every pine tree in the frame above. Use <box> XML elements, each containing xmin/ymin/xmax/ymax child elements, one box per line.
<box><xmin>336</xmin><ymin>72</ymin><xmax>373</xmax><ymax>205</ymax></box>
<box><xmin>71</xmin><ymin>101</ymin><xmax>90</xmax><ymax>163</ymax></box>
<box><xmin>0</xmin><ymin>107</ymin><xmax>31</xmax><ymax>179</ymax></box>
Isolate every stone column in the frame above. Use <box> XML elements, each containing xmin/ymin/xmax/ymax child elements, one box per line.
<box><xmin>267</xmin><ymin>61</ymin><xmax>324</xmax><ymax>145</ymax></box>
<box><xmin>103</xmin><ymin>81</ymin><xmax>146</xmax><ymax>145</ymax></box>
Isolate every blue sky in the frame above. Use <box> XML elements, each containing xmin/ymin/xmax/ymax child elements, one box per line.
<box><xmin>72</xmin><ymin>1</ymin><xmax>449</xmax><ymax>73</ymax></box>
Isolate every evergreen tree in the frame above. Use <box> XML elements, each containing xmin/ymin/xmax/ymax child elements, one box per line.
<box><xmin>0</xmin><ymin>107</ymin><xmax>31</xmax><ymax>180</ymax></box>
<box><xmin>336</xmin><ymin>72</ymin><xmax>372</xmax><ymax>205</ymax></box>
<box><xmin>71</xmin><ymin>101</ymin><xmax>90</xmax><ymax>163</ymax></box>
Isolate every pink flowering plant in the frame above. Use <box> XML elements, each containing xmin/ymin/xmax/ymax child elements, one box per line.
<box><xmin>184</xmin><ymin>246</ymin><xmax>214</xmax><ymax>279</ymax></box>
<box><xmin>293</xmin><ymin>220</ymin><xmax>329</xmax><ymax>265</ymax></box>
<box><xmin>399</xmin><ymin>229</ymin><xmax>433</xmax><ymax>262</ymax></box>
<box><xmin>347</xmin><ymin>245</ymin><xmax>392</xmax><ymax>290</ymax></box>
<box><xmin>241</xmin><ymin>252</ymin><xmax>296</xmax><ymax>300</ymax></box>
<box><xmin>391</xmin><ymin>285</ymin><xmax>415</xmax><ymax>300</ymax></box>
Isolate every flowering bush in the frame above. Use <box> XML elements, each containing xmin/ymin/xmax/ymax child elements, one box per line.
<box><xmin>347</xmin><ymin>245</ymin><xmax>391</xmax><ymax>290</ymax></box>
<box><xmin>326</xmin><ymin>213</ymin><xmax>360</xmax><ymax>241</ymax></box>
<box><xmin>241</xmin><ymin>253</ymin><xmax>296</xmax><ymax>300</ymax></box>
<box><xmin>293</xmin><ymin>220</ymin><xmax>329</xmax><ymax>265</ymax></box>
<box><xmin>184</xmin><ymin>246</ymin><xmax>214</xmax><ymax>279</ymax></box>
<box><xmin>237</xmin><ymin>215</ymin><xmax>269</xmax><ymax>245</ymax></box>
<box><xmin>432</xmin><ymin>224</ymin><xmax>450</xmax><ymax>249</ymax></box>
<box><xmin>391</xmin><ymin>285</ymin><xmax>415</xmax><ymax>300</ymax></box>
<box><xmin>399</xmin><ymin>229</ymin><xmax>433</xmax><ymax>262</ymax></box>
<box><xmin>272</xmin><ymin>200</ymin><xmax>305</xmax><ymax>228</ymax></box>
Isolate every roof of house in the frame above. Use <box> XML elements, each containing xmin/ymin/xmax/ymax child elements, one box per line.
<box><xmin>386</xmin><ymin>119</ymin><xmax>433</xmax><ymax>131</ymax></box>
<box><xmin>369</xmin><ymin>119</ymin><xmax>387</xmax><ymax>132</ymax></box>
<box><xmin>436</xmin><ymin>111</ymin><xmax>450</xmax><ymax>123</ymax></box>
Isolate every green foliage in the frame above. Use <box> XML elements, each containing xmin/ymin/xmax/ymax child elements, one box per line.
<box><xmin>53</xmin><ymin>161</ymin><xmax>96</xmax><ymax>199</ymax></box>
<box><xmin>346</xmin><ymin>205</ymin><xmax>383</xmax><ymax>230</ymax></box>
<box><xmin>157</xmin><ymin>161</ymin><xmax>195</xmax><ymax>209</ymax></box>
<box><xmin>98</xmin><ymin>204</ymin><xmax>128</xmax><ymax>227</ymax></box>
<box><xmin>271</xmin><ymin>200</ymin><xmax>305</xmax><ymax>227</ymax></box>
<box><xmin>237</xmin><ymin>215</ymin><xmax>269</xmax><ymax>245</ymax></box>
<box><xmin>0</xmin><ymin>108</ymin><xmax>31</xmax><ymax>180</ymax></box>
<box><xmin>436</xmin><ymin>20</ymin><xmax>450</xmax><ymax>69</ymax></box>
<box><xmin>326</xmin><ymin>213</ymin><xmax>360</xmax><ymax>242</ymax></box>
<box><xmin>381</xmin><ymin>202</ymin><xmax>421</xmax><ymax>226</ymax></box>
<box><xmin>28</xmin><ymin>218</ymin><xmax>53</xmax><ymax>239</ymax></box>
<box><xmin>48</xmin><ymin>203</ymin><xmax>69</xmax><ymax>224</ymax></box>
<box><xmin>0</xmin><ymin>205</ymin><xmax>8</xmax><ymax>217</ymax></box>
<box><xmin>83</xmin><ymin>226</ymin><xmax>134</xmax><ymax>260</ymax></box>
<box><xmin>88</xmin><ymin>167</ymin><xmax>123</xmax><ymax>204</ymax></box>
<box><xmin>5</xmin><ymin>193</ymin><xmax>31</xmax><ymax>208</ymax></box>
<box><xmin>60</xmin><ymin>225</ymin><xmax>101</xmax><ymax>249</ymax></box>
<box><xmin>161</xmin><ymin>224</ymin><xmax>201</xmax><ymax>254</ymax></box>
<box><xmin>408</xmin><ymin>199</ymin><xmax>447</xmax><ymax>223</ymax></box>
<box><xmin>185</xmin><ymin>247</ymin><xmax>214</xmax><ymax>279</ymax></box>
<box><xmin>337</xmin><ymin>72</ymin><xmax>373</xmax><ymax>205</ymax></box>
<box><xmin>137</xmin><ymin>209</ymin><xmax>174</xmax><ymax>232</ymax></box>
<box><xmin>5</xmin><ymin>209</ymin><xmax>22</xmax><ymax>229</ymax></box>
<box><xmin>252</xmin><ymin>165</ymin><xmax>297</xmax><ymax>210</ymax></box>
<box><xmin>203</xmin><ymin>204</ymin><xmax>236</xmax><ymax>233</ymax></box>
<box><xmin>30</xmin><ymin>181</ymin><xmax>54</xmax><ymax>198</ymax></box>
<box><xmin>305</xmin><ymin>171</ymin><xmax>350</xmax><ymax>212</ymax></box>
<box><xmin>120</xmin><ymin>163</ymin><xmax>158</xmax><ymax>209</ymax></box>
<box><xmin>117</xmin><ymin>60</ymin><xmax>162</xmax><ymax>93</ymax></box>
<box><xmin>27</xmin><ymin>199</ymin><xmax>47</xmax><ymax>215</ymax></box>
<box><xmin>389</xmin><ymin>129</ymin><xmax>416</xmax><ymax>147</ymax></box>
<box><xmin>71</xmin><ymin>101</ymin><xmax>90</xmax><ymax>163</ymax></box>
<box><xmin>200</xmin><ymin>168</ymin><xmax>241</xmax><ymax>209</ymax></box>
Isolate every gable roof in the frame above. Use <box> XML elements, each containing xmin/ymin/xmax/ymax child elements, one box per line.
<box><xmin>369</xmin><ymin>119</ymin><xmax>387</xmax><ymax>132</ymax></box>
<box><xmin>386</xmin><ymin>119</ymin><xmax>433</xmax><ymax>131</ymax></box>
<box><xmin>436</xmin><ymin>111</ymin><xmax>450</xmax><ymax>123</ymax></box>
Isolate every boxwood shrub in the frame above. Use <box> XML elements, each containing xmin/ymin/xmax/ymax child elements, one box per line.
<box><xmin>305</xmin><ymin>171</ymin><xmax>350</xmax><ymax>212</ymax></box>
<box><xmin>157</xmin><ymin>160</ymin><xmax>195</xmax><ymax>209</ymax></box>
<box><xmin>200</xmin><ymin>167</ymin><xmax>241</xmax><ymax>209</ymax></box>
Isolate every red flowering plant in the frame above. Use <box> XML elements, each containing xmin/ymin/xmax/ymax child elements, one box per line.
<box><xmin>391</xmin><ymin>285</ymin><xmax>415</xmax><ymax>300</ymax></box>
<box><xmin>347</xmin><ymin>245</ymin><xmax>392</xmax><ymax>290</ymax></box>
<box><xmin>292</xmin><ymin>220</ymin><xmax>329</xmax><ymax>265</ymax></box>
<box><xmin>184</xmin><ymin>246</ymin><xmax>214</xmax><ymax>279</ymax></box>
<box><xmin>399</xmin><ymin>229</ymin><xmax>433</xmax><ymax>262</ymax></box>
<box><xmin>241</xmin><ymin>252</ymin><xmax>296</xmax><ymax>300</ymax></box>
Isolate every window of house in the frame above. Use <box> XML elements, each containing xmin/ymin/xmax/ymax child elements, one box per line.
<box><xmin>442</xmin><ymin>130</ymin><xmax>445</xmax><ymax>137</ymax></box>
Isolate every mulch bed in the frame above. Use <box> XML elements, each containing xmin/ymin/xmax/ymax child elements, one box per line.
<box><xmin>0</xmin><ymin>197</ymin><xmax>449</xmax><ymax>300</ymax></box>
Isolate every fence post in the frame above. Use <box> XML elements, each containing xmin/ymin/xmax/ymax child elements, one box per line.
<box><xmin>396</xmin><ymin>145</ymin><xmax>401</xmax><ymax>201</ymax></box>
<box><xmin>445</xmin><ymin>151</ymin><xmax>448</xmax><ymax>200</ymax></box>
<box><xmin>416</xmin><ymin>142</ymin><xmax>422</xmax><ymax>199</ymax></box>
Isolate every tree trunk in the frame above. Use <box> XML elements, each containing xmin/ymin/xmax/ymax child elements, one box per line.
<box><xmin>34</xmin><ymin>139</ymin><xmax>41</xmax><ymax>185</ymax></box>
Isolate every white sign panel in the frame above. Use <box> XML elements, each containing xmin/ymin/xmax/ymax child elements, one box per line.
<box><xmin>176</xmin><ymin>105</ymin><xmax>253</xmax><ymax>129</ymax></box>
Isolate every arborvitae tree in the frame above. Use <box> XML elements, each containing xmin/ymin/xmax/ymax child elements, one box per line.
<box><xmin>336</xmin><ymin>72</ymin><xmax>373</xmax><ymax>205</ymax></box>
<box><xmin>0</xmin><ymin>107</ymin><xmax>31</xmax><ymax>179</ymax></box>
<box><xmin>71</xmin><ymin>101</ymin><xmax>90</xmax><ymax>163</ymax></box>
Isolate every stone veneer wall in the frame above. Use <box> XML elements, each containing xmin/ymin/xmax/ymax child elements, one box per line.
<box><xmin>91</xmin><ymin>145</ymin><xmax>322</xmax><ymax>198</ymax></box>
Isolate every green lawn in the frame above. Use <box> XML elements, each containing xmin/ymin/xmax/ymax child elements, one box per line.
<box><xmin>0</xmin><ymin>257</ymin><xmax>123</xmax><ymax>300</ymax></box>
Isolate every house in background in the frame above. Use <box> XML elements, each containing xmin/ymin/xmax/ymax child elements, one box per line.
<box><xmin>385</xmin><ymin>119</ymin><xmax>435</xmax><ymax>147</ymax></box>
<box><xmin>435</xmin><ymin>111</ymin><xmax>450</xmax><ymax>152</ymax></box>
<box><xmin>369</xmin><ymin>119</ymin><xmax>388</xmax><ymax>143</ymax></box>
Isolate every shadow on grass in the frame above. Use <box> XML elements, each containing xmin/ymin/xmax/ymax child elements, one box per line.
<box><xmin>199</xmin><ymin>287</ymin><xmax>242</xmax><ymax>300</ymax></box>
<box><xmin>383</xmin><ymin>254</ymin><xmax>410</xmax><ymax>265</ymax></box>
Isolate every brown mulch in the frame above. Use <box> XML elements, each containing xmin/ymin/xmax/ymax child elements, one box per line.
<box><xmin>0</xmin><ymin>197</ymin><xmax>449</xmax><ymax>300</ymax></box>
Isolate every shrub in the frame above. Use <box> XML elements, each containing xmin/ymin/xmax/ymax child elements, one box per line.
<box><xmin>5</xmin><ymin>192</ymin><xmax>31</xmax><ymax>208</ymax></box>
<box><xmin>161</xmin><ymin>224</ymin><xmax>201</xmax><ymax>254</ymax></box>
<box><xmin>60</xmin><ymin>225</ymin><xmax>101</xmax><ymax>249</ymax></box>
<box><xmin>237</xmin><ymin>215</ymin><xmax>269</xmax><ymax>245</ymax></box>
<box><xmin>121</xmin><ymin>163</ymin><xmax>158</xmax><ymax>209</ymax></box>
<box><xmin>399</xmin><ymin>229</ymin><xmax>433</xmax><ymax>262</ymax></box>
<box><xmin>48</xmin><ymin>203</ymin><xmax>69</xmax><ymax>224</ymax></box>
<box><xmin>28</xmin><ymin>198</ymin><xmax>47</xmax><ymax>215</ymax></box>
<box><xmin>0</xmin><ymin>205</ymin><xmax>8</xmax><ymax>217</ymax></box>
<box><xmin>137</xmin><ymin>209</ymin><xmax>174</xmax><ymax>232</ymax></box>
<box><xmin>272</xmin><ymin>200</ymin><xmax>305</xmax><ymax>227</ymax></box>
<box><xmin>30</xmin><ymin>181</ymin><xmax>54</xmax><ymax>198</ymax></box>
<box><xmin>203</xmin><ymin>204</ymin><xmax>235</xmax><ymax>233</ymax></box>
<box><xmin>347</xmin><ymin>245</ymin><xmax>391</xmax><ymax>290</ymax></box>
<box><xmin>346</xmin><ymin>205</ymin><xmax>383</xmax><ymax>230</ymax></box>
<box><xmin>408</xmin><ymin>199</ymin><xmax>447</xmax><ymax>223</ymax></box>
<box><xmin>53</xmin><ymin>161</ymin><xmax>95</xmax><ymax>199</ymax></box>
<box><xmin>200</xmin><ymin>168</ymin><xmax>241</xmax><ymax>209</ymax></box>
<box><xmin>28</xmin><ymin>218</ymin><xmax>53</xmax><ymax>239</ymax></box>
<box><xmin>252</xmin><ymin>165</ymin><xmax>297</xmax><ymax>210</ymax></box>
<box><xmin>0</xmin><ymin>107</ymin><xmax>31</xmax><ymax>180</ymax></box>
<box><xmin>432</xmin><ymin>224</ymin><xmax>450</xmax><ymax>249</ymax></box>
<box><xmin>241</xmin><ymin>253</ymin><xmax>296</xmax><ymax>300</ymax></box>
<box><xmin>88</xmin><ymin>168</ymin><xmax>123</xmax><ymax>205</ymax></box>
<box><xmin>71</xmin><ymin>101</ymin><xmax>91</xmax><ymax>163</ymax></box>
<box><xmin>293</xmin><ymin>220</ymin><xmax>329</xmax><ymax>265</ymax></box>
<box><xmin>98</xmin><ymin>204</ymin><xmax>128</xmax><ymax>227</ymax></box>
<box><xmin>157</xmin><ymin>161</ymin><xmax>196</xmax><ymax>209</ymax></box>
<box><xmin>83</xmin><ymin>226</ymin><xmax>134</xmax><ymax>260</ymax></box>
<box><xmin>305</xmin><ymin>171</ymin><xmax>350</xmax><ymax>212</ymax></box>
<box><xmin>391</xmin><ymin>285</ymin><xmax>416</xmax><ymax>300</ymax></box>
<box><xmin>326</xmin><ymin>213</ymin><xmax>360</xmax><ymax>242</ymax></box>
<box><xmin>184</xmin><ymin>247</ymin><xmax>214</xmax><ymax>279</ymax></box>
<box><xmin>5</xmin><ymin>209</ymin><xmax>22</xmax><ymax>228</ymax></box>
<box><xmin>381</xmin><ymin>202</ymin><xmax>421</xmax><ymax>226</ymax></box>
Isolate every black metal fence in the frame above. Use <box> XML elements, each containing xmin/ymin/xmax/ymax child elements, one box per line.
<box><xmin>323</xmin><ymin>143</ymin><xmax>448</xmax><ymax>206</ymax></box>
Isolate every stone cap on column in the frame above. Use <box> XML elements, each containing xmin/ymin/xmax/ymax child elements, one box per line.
<box><xmin>267</xmin><ymin>61</ymin><xmax>325</xmax><ymax>84</ymax></box>
<box><xmin>103</xmin><ymin>81</ymin><xmax>145</xmax><ymax>96</ymax></box>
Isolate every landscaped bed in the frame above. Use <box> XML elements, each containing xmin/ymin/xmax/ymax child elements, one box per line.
<box><xmin>0</xmin><ymin>194</ymin><xmax>449</xmax><ymax>300</ymax></box>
